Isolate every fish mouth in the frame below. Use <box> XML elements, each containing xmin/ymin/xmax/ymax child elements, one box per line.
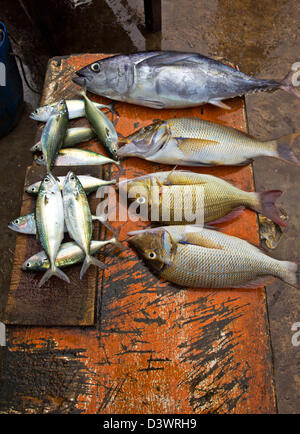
<box><xmin>72</xmin><ymin>69</ymin><xmax>92</xmax><ymax>87</ymax></box>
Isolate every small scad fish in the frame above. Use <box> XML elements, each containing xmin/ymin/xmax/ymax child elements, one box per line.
<box><xmin>117</xmin><ymin>118</ymin><xmax>300</xmax><ymax>167</ymax></box>
<box><xmin>35</xmin><ymin>148</ymin><xmax>121</xmax><ymax>168</ymax></box>
<box><xmin>30</xmin><ymin>99</ymin><xmax>118</xmax><ymax>122</ymax></box>
<box><xmin>31</xmin><ymin>127</ymin><xmax>96</xmax><ymax>152</ymax></box>
<box><xmin>41</xmin><ymin>99</ymin><xmax>69</xmax><ymax>173</ymax></box>
<box><xmin>63</xmin><ymin>171</ymin><xmax>106</xmax><ymax>278</ymax></box>
<box><xmin>79</xmin><ymin>88</ymin><xmax>119</xmax><ymax>161</ymax></box>
<box><xmin>73</xmin><ymin>51</ymin><xmax>300</xmax><ymax>109</ymax></box>
<box><xmin>119</xmin><ymin>170</ymin><xmax>286</xmax><ymax>226</ymax></box>
<box><xmin>26</xmin><ymin>174</ymin><xmax>116</xmax><ymax>195</ymax></box>
<box><xmin>128</xmin><ymin>225</ymin><xmax>300</xmax><ymax>289</ymax></box>
<box><xmin>35</xmin><ymin>173</ymin><xmax>70</xmax><ymax>287</ymax></box>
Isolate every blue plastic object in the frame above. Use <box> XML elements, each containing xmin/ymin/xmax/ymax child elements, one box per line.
<box><xmin>0</xmin><ymin>21</ymin><xmax>23</xmax><ymax>138</ymax></box>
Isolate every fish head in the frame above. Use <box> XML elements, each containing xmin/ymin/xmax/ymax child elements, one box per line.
<box><xmin>29</xmin><ymin>105</ymin><xmax>54</xmax><ymax>122</ymax></box>
<box><xmin>55</xmin><ymin>99</ymin><xmax>68</xmax><ymax>116</ymax></box>
<box><xmin>30</xmin><ymin>141</ymin><xmax>42</xmax><ymax>153</ymax></box>
<box><xmin>117</xmin><ymin>121</ymin><xmax>170</xmax><ymax>159</ymax></box>
<box><xmin>8</xmin><ymin>215</ymin><xmax>33</xmax><ymax>234</ymax></box>
<box><xmin>127</xmin><ymin>227</ymin><xmax>176</xmax><ymax>273</ymax></box>
<box><xmin>62</xmin><ymin>171</ymin><xmax>84</xmax><ymax>196</ymax></box>
<box><xmin>22</xmin><ymin>254</ymin><xmax>47</xmax><ymax>271</ymax></box>
<box><xmin>73</xmin><ymin>56</ymin><xmax>134</xmax><ymax>97</ymax></box>
<box><xmin>25</xmin><ymin>182</ymin><xmax>40</xmax><ymax>195</ymax></box>
<box><xmin>39</xmin><ymin>173</ymin><xmax>61</xmax><ymax>196</ymax></box>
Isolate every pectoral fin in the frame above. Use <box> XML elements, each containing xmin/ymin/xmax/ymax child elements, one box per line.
<box><xmin>134</xmin><ymin>97</ymin><xmax>165</xmax><ymax>109</ymax></box>
<box><xmin>177</xmin><ymin>138</ymin><xmax>220</xmax><ymax>156</ymax></box>
<box><xmin>180</xmin><ymin>232</ymin><xmax>223</xmax><ymax>250</ymax></box>
<box><xmin>208</xmin><ymin>99</ymin><xmax>231</xmax><ymax>110</ymax></box>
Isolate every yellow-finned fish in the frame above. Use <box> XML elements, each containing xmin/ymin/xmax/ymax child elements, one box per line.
<box><xmin>128</xmin><ymin>225</ymin><xmax>300</xmax><ymax>289</ymax></box>
<box><xmin>119</xmin><ymin>170</ymin><xmax>285</xmax><ymax>226</ymax></box>
<box><xmin>117</xmin><ymin>118</ymin><xmax>300</xmax><ymax>167</ymax></box>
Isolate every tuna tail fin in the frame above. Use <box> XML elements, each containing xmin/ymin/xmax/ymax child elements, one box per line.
<box><xmin>80</xmin><ymin>255</ymin><xmax>106</xmax><ymax>279</ymax></box>
<box><xmin>273</xmin><ymin>133</ymin><xmax>300</xmax><ymax>166</ymax></box>
<box><xmin>253</xmin><ymin>190</ymin><xmax>286</xmax><ymax>227</ymax></box>
<box><xmin>38</xmin><ymin>265</ymin><xmax>70</xmax><ymax>288</ymax></box>
<box><xmin>280</xmin><ymin>71</ymin><xmax>300</xmax><ymax>99</ymax></box>
<box><xmin>280</xmin><ymin>261</ymin><xmax>300</xmax><ymax>289</ymax></box>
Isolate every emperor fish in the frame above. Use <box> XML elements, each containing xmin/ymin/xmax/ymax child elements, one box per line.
<box><xmin>30</xmin><ymin>99</ymin><xmax>117</xmax><ymax>122</ymax></box>
<box><xmin>117</xmin><ymin>118</ymin><xmax>300</xmax><ymax>166</ymax></box>
<box><xmin>73</xmin><ymin>51</ymin><xmax>300</xmax><ymax>110</ymax></box>
<box><xmin>26</xmin><ymin>174</ymin><xmax>116</xmax><ymax>195</ymax></box>
<box><xmin>41</xmin><ymin>99</ymin><xmax>68</xmax><ymax>173</ymax></box>
<box><xmin>79</xmin><ymin>89</ymin><xmax>119</xmax><ymax>160</ymax></box>
<box><xmin>63</xmin><ymin>171</ymin><xmax>106</xmax><ymax>278</ymax></box>
<box><xmin>119</xmin><ymin>170</ymin><xmax>286</xmax><ymax>226</ymax></box>
<box><xmin>128</xmin><ymin>225</ymin><xmax>300</xmax><ymax>289</ymax></box>
<box><xmin>31</xmin><ymin>127</ymin><xmax>96</xmax><ymax>152</ymax></box>
<box><xmin>35</xmin><ymin>173</ymin><xmax>70</xmax><ymax>287</ymax></box>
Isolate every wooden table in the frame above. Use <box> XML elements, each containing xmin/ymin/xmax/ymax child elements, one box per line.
<box><xmin>0</xmin><ymin>54</ymin><xmax>276</xmax><ymax>414</ymax></box>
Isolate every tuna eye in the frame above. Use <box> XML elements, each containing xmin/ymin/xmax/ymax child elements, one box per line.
<box><xmin>91</xmin><ymin>63</ymin><xmax>100</xmax><ymax>72</ymax></box>
<box><xmin>137</xmin><ymin>196</ymin><xmax>146</xmax><ymax>204</ymax></box>
<box><xmin>148</xmin><ymin>252</ymin><xmax>156</xmax><ymax>259</ymax></box>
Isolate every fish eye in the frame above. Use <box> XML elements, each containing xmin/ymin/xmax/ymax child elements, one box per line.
<box><xmin>40</xmin><ymin>155</ymin><xmax>44</xmax><ymax>160</ymax></box>
<box><xmin>70</xmin><ymin>175</ymin><xmax>75</xmax><ymax>180</ymax></box>
<box><xmin>26</xmin><ymin>262</ymin><xmax>31</xmax><ymax>267</ymax></box>
<box><xmin>44</xmin><ymin>177</ymin><xmax>49</xmax><ymax>182</ymax></box>
<box><xmin>31</xmin><ymin>187</ymin><xmax>36</xmax><ymax>191</ymax></box>
<box><xmin>14</xmin><ymin>219</ymin><xmax>19</xmax><ymax>224</ymax></box>
<box><xmin>148</xmin><ymin>251</ymin><xmax>156</xmax><ymax>259</ymax></box>
<box><xmin>91</xmin><ymin>63</ymin><xmax>100</xmax><ymax>72</ymax></box>
<box><xmin>137</xmin><ymin>196</ymin><xmax>146</xmax><ymax>204</ymax></box>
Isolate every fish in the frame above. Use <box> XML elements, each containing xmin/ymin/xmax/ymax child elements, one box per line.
<box><xmin>35</xmin><ymin>148</ymin><xmax>121</xmax><ymax>168</ymax></box>
<box><xmin>117</xmin><ymin>118</ymin><xmax>300</xmax><ymax>166</ymax></box>
<box><xmin>128</xmin><ymin>225</ymin><xmax>300</xmax><ymax>289</ymax></box>
<box><xmin>9</xmin><ymin>212</ymin><xmax>109</xmax><ymax>235</ymax></box>
<box><xmin>79</xmin><ymin>89</ymin><xmax>119</xmax><ymax>160</ymax></box>
<box><xmin>26</xmin><ymin>174</ymin><xmax>116</xmax><ymax>195</ymax></box>
<box><xmin>22</xmin><ymin>237</ymin><xmax>123</xmax><ymax>271</ymax></box>
<box><xmin>35</xmin><ymin>173</ymin><xmax>70</xmax><ymax>287</ymax></box>
<box><xmin>30</xmin><ymin>99</ymin><xmax>118</xmax><ymax>122</ymax></box>
<box><xmin>40</xmin><ymin>99</ymin><xmax>69</xmax><ymax>173</ymax></box>
<box><xmin>30</xmin><ymin>127</ymin><xmax>96</xmax><ymax>152</ymax></box>
<box><xmin>73</xmin><ymin>51</ymin><xmax>300</xmax><ymax>109</ymax></box>
<box><xmin>62</xmin><ymin>171</ymin><xmax>106</xmax><ymax>278</ymax></box>
<box><xmin>119</xmin><ymin>170</ymin><xmax>286</xmax><ymax>226</ymax></box>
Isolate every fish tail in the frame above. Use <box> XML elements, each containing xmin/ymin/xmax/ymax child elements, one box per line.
<box><xmin>38</xmin><ymin>265</ymin><xmax>70</xmax><ymax>288</ymax></box>
<box><xmin>280</xmin><ymin>71</ymin><xmax>300</xmax><ymax>99</ymax></box>
<box><xmin>252</xmin><ymin>190</ymin><xmax>286</xmax><ymax>227</ymax></box>
<box><xmin>279</xmin><ymin>261</ymin><xmax>300</xmax><ymax>289</ymax></box>
<box><xmin>109</xmin><ymin>226</ymin><xmax>125</xmax><ymax>251</ymax></box>
<box><xmin>80</xmin><ymin>254</ymin><xmax>106</xmax><ymax>279</ymax></box>
<box><xmin>271</xmin><ymin>133</ymin><xmax>300</xmax><ymax>166</ymax></box>
<box><xmin>106</xmin><ymin>102</ymin><xmax>119</xmax><ymax>117</ymax></box>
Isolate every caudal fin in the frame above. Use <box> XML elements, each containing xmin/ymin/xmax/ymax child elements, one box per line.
<box><xmin>253</xmin><ymin>190</ymin><xmax>286</xmax><ymax>227</ymax></box>
<box><xmin>280</xmin><ymin>71</ymin><xmax>300</xmax><ymax>99</ymax></box>
<box><xmin>273</xmin><ymin>133</ymin><xmax>300</xmax><ymax>166</ymax></box>
<box><xmin>38</xmin><ymin>266</ymin><xmax>70</xmax><ymax>288</ymax></box>
<box><xmin>80</xmin><ymin>255</ymin><xmax>106</xmax><ymax>279</ymax></box>
<box><xmin>280</xmin><ymin>261</ymin><xmax>300</xmax><ymax>289</ymax></box>
<box><xmin>108</xmin><ymin>226</ymin><xmax>125</xmax><ymax>252</ymax></box>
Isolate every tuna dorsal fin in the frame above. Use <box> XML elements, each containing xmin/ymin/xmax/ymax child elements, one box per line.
<box><xmin>231</xmin><ymin>276</ymin><xmax>275</xmax><ymax>289</ymax></box>
<box><xmin>177</xmin><ymin>138</ymin><xmax>220</xmax><ymax>156</ymax></box>
<box><xmin>137</xmin><ymin>52</ymin><xmax>208</xmax><ymax>68</ymax></box>
<box><xmin>180</xmin><ymin>232</ymin><xmax>223</xmax><ymax>250</ymax></box>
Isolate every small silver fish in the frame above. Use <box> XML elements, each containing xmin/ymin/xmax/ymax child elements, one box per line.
<box><xmin>35</xmin><ymin>148</ymin><xmax>121</xmax><ymax>168</ymax></box>
<box><xmin>73</xmin><ymin>51</ymin><xmax>300</xmax><ymax>109</ymax></box>
<box><xmin>128</xmin><ymin>225</ymin><xmax>300</xmax><ymax>289</ymax></box>
<box><xmin>30</xmin><ymin>99</ymin><xmax>117</xmax><ymax>122</ymax></box>
<box><xmin>117</xmin><ymin>118</ymin><xmax>300</xmax><ymax>166</ymax></box>
<box><xmin>35</xmin><ymin>173</ymin><xmax>70</xmax><ymax>287</ymax></box>
<box><xmin>30</xmin><ymin>127</ymin><xmax>96</xmax><ymax>152</ymax></box>
<box><xmin>26</xmin><ymin>174</ymin><xmax>116</xmax><ymax>196</ymax></box>
<box><xmin>63</xmin><ymin>171</ymin><xmax>106</xmax><ymax>278</ymax></box>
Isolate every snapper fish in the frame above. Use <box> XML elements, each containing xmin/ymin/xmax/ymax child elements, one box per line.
<box><xmin>73</xmin><ymin>51</ymin><xmax>300</xmax><ymax>110</ymax></box>
<box><xmin>117</xmin><ymin>118</ymin><xmax>300</xmax><ymax>166</ymax></box>
<box><xmin>128</xmin><ymin>225</ymin><xmax>300</xmax><ymax>289</ymax></box>
<box><xmin>119</xmin><ymin>170</ymin><xmax>286</xmax><ymax>226</ymax></box>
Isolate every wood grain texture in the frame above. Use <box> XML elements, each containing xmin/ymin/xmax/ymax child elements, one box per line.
<box><xmin>1</xmin><ymin>54</ymin><xmax>276</xmax><ymax>413</ymax></box>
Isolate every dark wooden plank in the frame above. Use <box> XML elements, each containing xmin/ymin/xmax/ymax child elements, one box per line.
<box><xmin>144</xmin><ymin>0</ymin><xmax>162</xmax><ymax>32</ymax></box>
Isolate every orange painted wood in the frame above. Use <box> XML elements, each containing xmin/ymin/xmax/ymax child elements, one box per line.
<box><xmin>2</xmin><ymin>54</ymin><xmax>276</xmax><ymax>414</ymax></box>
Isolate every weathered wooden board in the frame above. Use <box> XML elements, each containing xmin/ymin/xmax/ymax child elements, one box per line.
<box><xmin>0</xmin><ymin>54</ymin><xmax>276</xmax><ymax>413</ymax></box>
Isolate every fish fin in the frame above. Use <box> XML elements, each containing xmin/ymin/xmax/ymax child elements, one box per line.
<box><xmin>206</xmin><ymin>207</ymin><xmax>246</xmax><ymax>225</ymax></box>
<box><xmin>138</xmin><ymin>52</ymin><xmax>208</xmax><ymax>67</ymax></box>
<box><xmin>272</xmin><ymin>133</ymin><xmax>300</xmax><ymax>166</ymax></box>
<box><xmin>208</xmin><ymin>99</ymin><xmax>231</xmax><ymax>110</ymax></box>
<box><xmin>105</xmin><ymin>102</ymin><xmax>119</xmax><ymax>117</ymax></box>
<box><xmin>92</xmin><ymin>215</ymin><xmax>114</xmax><ymax>233</ymax></box>
<box><xmin>280</xmin><ymin>71</ymin><xmax>300</xmax><ymax>99</ymax></box>
<box><xmin>179</xmin><ymin>233</ymin><xmax>223</xmax><ymax>250</ymax></box>
<box><xmin>231</xmin><ymin>276</ymin><xmax>275</xmax><ymax>289</ymax></box>
<box><xmin>177</xmin><ymin>138</ymin><xmax>220</xmax><ymax>157</ymax></box>
<box><xmin>38</xmin><ymin>266</ymin><xmax>70</xmax><ymax>288</ymax></box>
<box><xmin>80</xmin><ymin>255</ymin><xmax>106</xmax><ymax>279</ymax></box>
<box><xmin>134</xmin><ymin>97</ymin><xmax>165</xmax><ymax>109</ymax></box>
<box><xmin>279</xmin><ymin>261</ymin><xmax>300</xmax><ymax>289</ymax></box>
<box><xmin>253</xmin><ymin>190</ymin><xmax>286</xmax><ymax>227</ymax></box>
<box><xmin>106</xmin><ymin>226</ymin><xmax>126</xmax><ymax>253</ymax></box>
